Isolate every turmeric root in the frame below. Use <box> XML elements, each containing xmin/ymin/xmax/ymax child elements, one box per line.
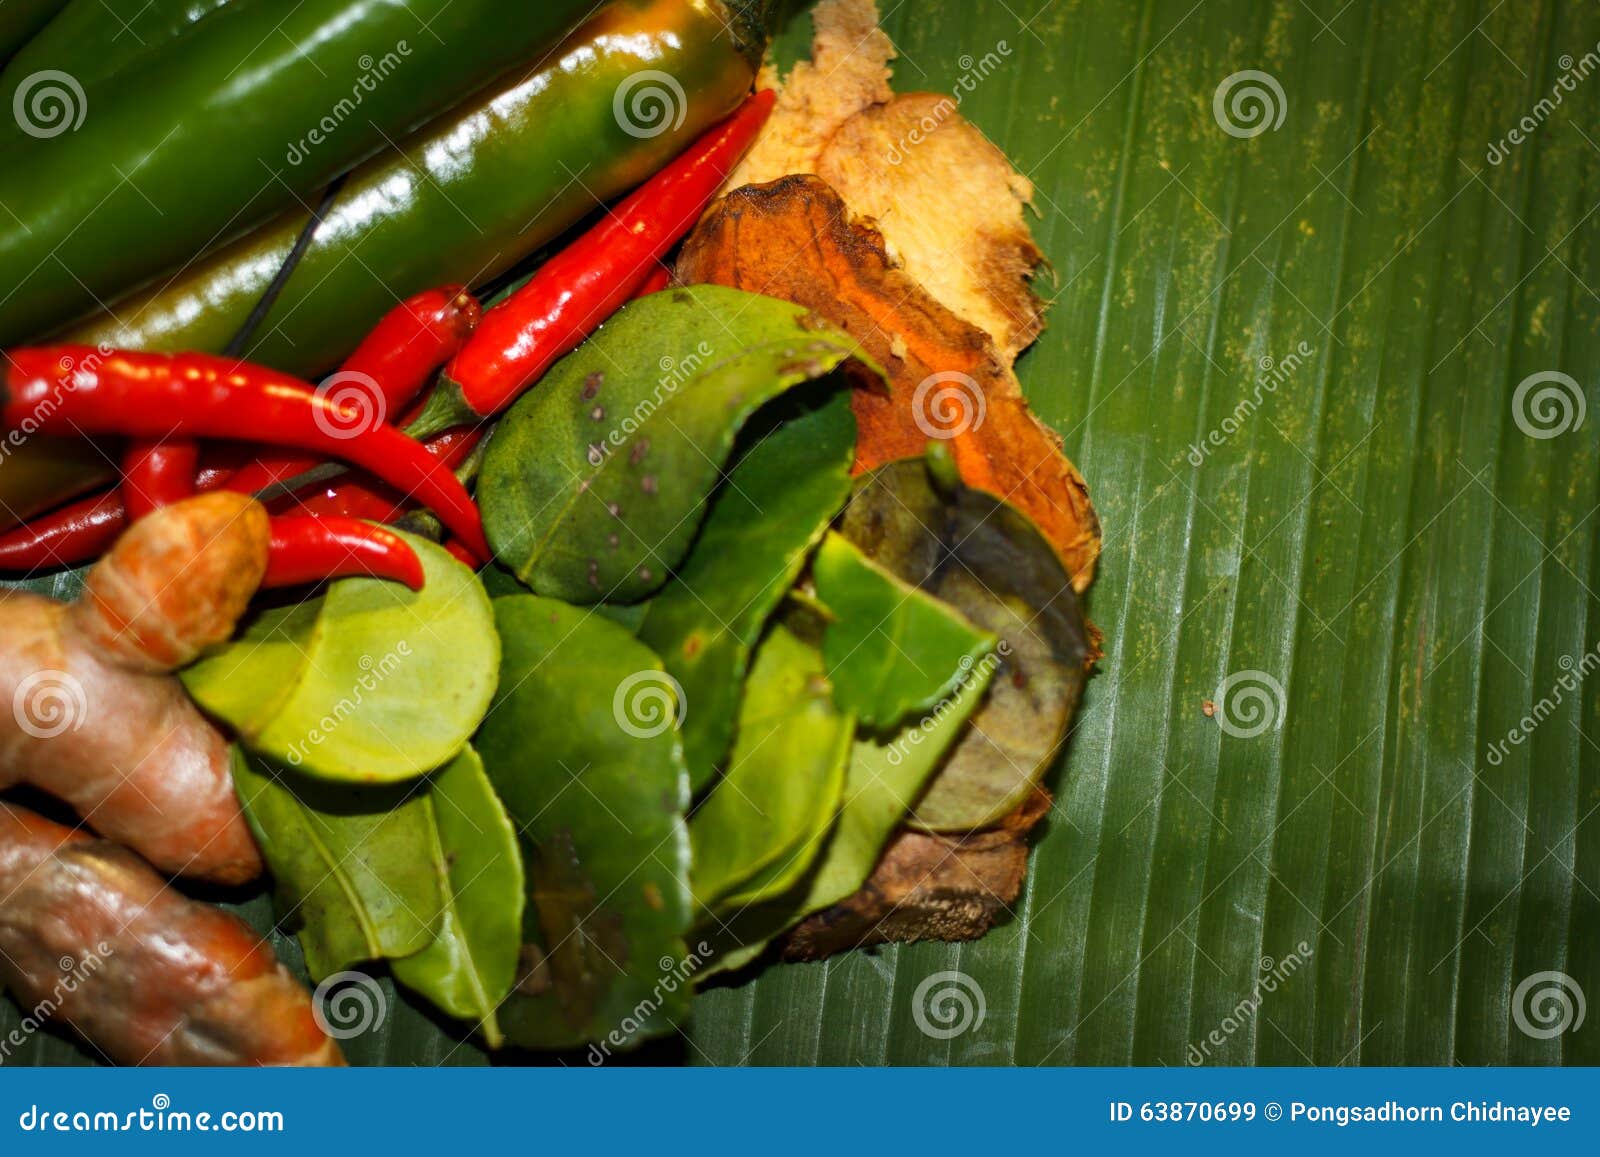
<box><xmin>0</xmin><ymin>492</ymin><xmax>268</xmax><ymax>884</ymax></box>
<box><xmin>0</xmin><ymin>802</ymin><xmax>342</xmax><ymax>1066</ymax></box>
<box><xmin>676</xmin><ymin>174</ymin><xmax>1101</xmax><ymax>590</ymax></box>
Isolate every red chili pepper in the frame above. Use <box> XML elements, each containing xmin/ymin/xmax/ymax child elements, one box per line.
<box><xmin>631</xmin><ymin>265</ymin><xmax>672</xmax><ymax>299</ymax></box>
<box><xmin>0</xmin><ymin>488</ymin><xmax>125</xmax><ymax>571</ymax></box>
<box><xmin>342</xmin><ymin>286</ymin><xmax>480</xmax><ymax>409</ymax></box>
<box><xmin>263</xmin><ymin>517</ymin><xmax>426</xmax><ymax>591</ymax></box>
<box><xmin>0</xmin><ymin>427</ymin><xmax>470</xmax><ymax>574</ymax></box>
<box><xmin>214</xmin><ymin>453</ymin><xmax>326</xmax><ymax>501</ymax></box>
<box><xmin>219</xmin><ymin>286</ymin><xmax>479</xmax><ymax>499</ymax></box>
<box><xmin>121</xmin><ymin>440</ymin><xmax>199</xmax><ymax>519</ymax></box>
<box><xmin>0</xmin><ymin>461</ymin><xmax>231</xmax><ymax>572</ymax></box>
<box><xmin>272</xmin><ymin>427</ymin><xmax>481</xmax><ymax>523</ymax></box>
<box><xmin>1</xmin><ymin>348</ymin><xmax>489</xmax><ymax>561</ymax></box>
<box><xmin>426</xmin><ymin>91</ymin><xmax>775</xmax><ymax>430</ymax></box>
<box><xmin>442</xmin><ymin>539</ymin><xmax>478</xmax><ymax>568</ymax></box>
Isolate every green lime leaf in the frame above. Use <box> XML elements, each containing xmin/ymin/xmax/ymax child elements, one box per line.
<box><xmin>698</xmin><ymin>669</ymin><xmax>993</xmax><ymax>979</ymax></box>
<box><xmin>478</xmin><ymin>284</ymin><xmax>876</xmax><ymax>603</ymax></box>
<box><xmin>231</xmin><ymin>747</ymin><xmax>444</xmax><ymax>978</ymax></box>
<box><xmin>391</xmin><ymin>746</ymin><xmax>525</xmax><ymax>1049</ymax></box>
<box><xmin>690</xmin><ymin>624</ymin><xmax>854</xmax><ymax>913</ymax></box>
<box><xmin>813</xmin><ymin>531</ymin><xmax>997</xmax><ymax>729</ymax></box>
<box><xmin>183</xmin><ymin>530</ymin><xmax>499</xmax><ymax>784</ymax></box>
<box><xmin>836</xmin><ymin>456</ymin><xmax>1090</xmax><ymax>830</ymax></box>
<box><xmin>477</xmin><ymin>595</ymin><xmax>693</xmax><ymax>1052</ymax></box>
<box><xmin>639</xmin><ymin>390</ymin><xmax>856</xmax><ymax>789</ymax></box>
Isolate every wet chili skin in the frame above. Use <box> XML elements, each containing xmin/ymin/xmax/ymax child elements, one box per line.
<box><xmin>61</xmin><ymin>0</ymin><xmax>766</xmax><ymax>379</ymax></box>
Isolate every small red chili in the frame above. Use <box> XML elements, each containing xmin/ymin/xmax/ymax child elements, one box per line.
<box><xmin>219</xmin><ymin>286</ymin><xmax>480</xmax><ymax>499</ymax></box>
<box><xmin>1</xmin><ymin>347</ymin><xmax>489</xmax><ymax>561</ymax></box>
<box><xmin>273</xmin><ymin>426</ymin><xmax>482</xmax><ymax>524</ymax></box>
<box><xmin>631</xmin><ymin>265</ymin><xmax>673</xmax><ymax>300</ymax></box>
<box><xmin>262</xmin><ymin>517</ymin><xmax>426</xmax><ymax>591</ymax></box>
<box><xmin>121</xmin><ymin>440</ymin><xmax>200</xmax><ymax>519</ymax></box>
<box><xmin>421</xmin><ymin>90</ymin><xmax>775</xmax><ymax>432</ymax></box>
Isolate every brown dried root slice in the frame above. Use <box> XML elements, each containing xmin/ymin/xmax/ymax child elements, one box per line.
<box><xmin>783</xmin><ymin>788</ymin><xmax>1050</xmax><ymax>959</ymax></box>
<box><xmin>728</xmin><ymin>2</ymin><xmax>1043</xmax><ymax>361</ymax></box>
<box><xmin>0</xmin><ymin>493</ymin><xmax>268</xmax><ymax>884</ymax></box>
<box><xmin>0</xmin><ymin>803</ymin><xmax>342</xmax><ymax>1067</ymax></box>
<box><xmin>721</xmin><ymin>0</ymin><xmax>895</xmax><ymax>191</ymax></box>
<box><xmin>819</xmin><ymin>93</ymin><xmax>1046</xmax><ymax>362</ymax></box>
<box><xmin>676</xmin><ymin>174</ymin><xmax>1100</xmax><ymax>591</ymax></box>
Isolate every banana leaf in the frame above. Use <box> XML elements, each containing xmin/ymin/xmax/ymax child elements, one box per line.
<box><xmin>685</xmin><ymin>0</ymin><xmax>1600</xmax><ymax>1067</ymax></box>
<box><xmin>4</xmin><ymin>0</ymin><xmax>1596</xmax><ymax>1068</ymax></box>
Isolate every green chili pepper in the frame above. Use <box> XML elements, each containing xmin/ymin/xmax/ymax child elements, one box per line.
<box><xmin>0</xmin><ymin>0</ymin><xmax>594</xmax><ymax>346</ymax></box>
<box><xmin>2</xmin><ymin>0</ymin><xmax>238</xmax><ymax>90</ymax></box>
<box><xmin>0</xmin><ymin>0</ymin><xmax>68</xmax><ymax>64</ymax></box>
<box><xmin>63</xmin><ymin>0</ymin><xmax>768</xmax><ymax>378</ymax></box>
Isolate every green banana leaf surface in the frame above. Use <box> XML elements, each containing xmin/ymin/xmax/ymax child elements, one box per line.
<box><xmin>3</xmin><ymin>0</ymin><xmax>1596</xmax><ymax>1067</ymax></box>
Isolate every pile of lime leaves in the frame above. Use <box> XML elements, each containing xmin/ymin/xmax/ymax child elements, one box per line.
<box><xmin>145</xmin><ymin>286</ymin><xmax>1091</xmax><ymax>1052</ymax></box>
